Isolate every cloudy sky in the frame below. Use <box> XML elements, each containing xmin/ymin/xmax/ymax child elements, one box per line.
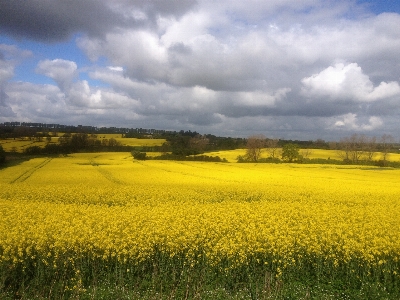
<box><xmin>1</xmin><ymin>0</ymin><xmax>400</xmax><ymax>140</ymax></box>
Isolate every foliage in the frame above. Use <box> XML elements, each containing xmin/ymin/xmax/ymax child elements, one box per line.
<box><xmin>23</xmin><ymin>145</ymin><xmax>43</xmax><ymax>155</ymax></box>
<box><xmin>127</xmin><ymin>130</ymin><xmax>246</xmax><ymax>153</ymax></box>
<box><xmin>164</xmin><ymin>133</ymin><xmax>209</xmax><ymax>156</ymax></box>
<box><xmin>131</xmin><ymin>151</ymin><xmax>226</xmax><ymax>162</ymax></box>
<box><xmin>337</xmin><ymin>133</ymin><xmax>397</xmax><ymax>164</ymax></box>
<box><xmin>281</xmin><ymin>143</ymin><xmax>300</xmax><ymax>162</ymax></box>
<box><xmin>151</xmin><ymin>153</ymin><xmax>227</xmax><ymax>162</ymax></box>
<box><xmin>131</xmin><ymin>151</ymin><xmax>147</xmax><ymax>160</ymax></box>
<box><xmin>0</xmin><ymin>145</ymin><xmax>5</xmax><ymax>164</ymax></box>
<box><xmin>244</xmin><ymin>135</ymin><xmax>266</xmax><ymax>162</ymax></box>
<box><xmin>22</xmin><ymin>133</ymin><xmax>129</xmax><ymax>155</ymax></box>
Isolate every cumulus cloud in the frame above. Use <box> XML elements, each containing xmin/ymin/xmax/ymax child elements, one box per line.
<box><xmin>0</xmin><ymin>44</ymin><xmax>32</xmax><ymax>117</ymax></box>
<box><xmin>0</xmin><ymin>0</ymin><xmax>197</xmax><ymax>42</ymax></box>
<box><xmin>35</xmin><ymin>60</ymin><xmax>140</xmax><ymax>111</ymax></box>
<box><xmin>36</xmin><ymin>59</ymin><xmax>78</xmax><ymax>92</ymax></box>
<box><xmin>68</xmin><ymin>80</ymin><xmax>139</xmax><ymax>109</ymax></box>
<box><xmin>1</xmin><ymin>1</ymin><xmax>400</xmax><ymax>140</ymax></box>
<box><xmin>301</xmin><ymin>63</ymin><xmax>400</xmax><ymax>102</ymax></box>
<box><xmin>332</xmin><ymin>113</ymin><xmax>383</xmax><ymax>131</ymax></box>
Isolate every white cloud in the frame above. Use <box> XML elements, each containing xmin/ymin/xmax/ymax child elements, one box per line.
<box><xmin>6</xmin><ymin>82</ymin><xmax>67</xmax><ymax>118</ymax></box>
<box><xmin>332</xmin><ymin>113</ymin><xmax>383</xmax><ymax>131</ymax></box>
<box><xmin>36</xmin><ymin>59</ymin><xmax>78</xmax><ymax>92</ymax></box>
<box><xmin>67</xmin><ymin>80</ymin><xmax>140</xmax><ymax>110</ymax></box>
<box><xmin>301</xmin><ymin>63</ymin><xmax>400</xmax><ymax>102</ymax></box>
<box><xmin>79</xmin><ymin>30</ymin><xmax>168</xmax><ymax>82</ymax></box>
<box><xmin>3</xmin><ymin>1</ymin><xmax>400</xmax><ymax>139</ymax></box>
<box><xmin>0</xmin><ymin>44</ymin><xmax>32</xmax><ymax>84</ymax></box>
<box><xmin>0</xmin><ymin>59</ymin><xmax>14</xmax><ymax>83</ymax></box>
<box><xmin>0</xmin><ymin>44</ymin><xmax>33</xmax><ymax>117</ymax></box>
<box><xmin>107</xmin><ymin>66</ymin><xmax>123</xmax><ymax>72</ymax></box>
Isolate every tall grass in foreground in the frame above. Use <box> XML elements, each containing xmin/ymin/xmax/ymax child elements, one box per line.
<box><xmin>1</xmin><ymin>249</ymin><xmax>399</xmax><ymax>299</ymax></box>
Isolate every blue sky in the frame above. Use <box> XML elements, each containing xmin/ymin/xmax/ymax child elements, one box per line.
<box><xmin>358</xmin><ymin>0</ymin><xmax>400</xmax><ymax>13</ymax></box>
<box><xmin>1</xmin><ymin>0</ymin><xmax>400</xmax><ymax>140</ymax></box>
<box><xmin>0</xmin><ymin>34</ymin><xmax>108</xmax><ymax>86</ymax></box>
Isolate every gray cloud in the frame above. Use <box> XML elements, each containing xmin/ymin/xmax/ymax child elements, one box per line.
<box><xmin>0</xmin><ymin>0</ymin><xmax>197</xmax><ymax>42</ymax></box>
<box><xmin>0</xmin><ymin>44</ymin><xmax>33</xmax><ymax>118</ymax></box>
<box><xmin>1</xmin><ymin>1</ymin><xmax>400</xmax><ymax>140</ymax></box>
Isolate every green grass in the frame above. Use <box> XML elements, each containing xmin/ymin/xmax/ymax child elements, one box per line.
<box><xmin>2</xmin><ymin>251</ymin><xmax>399</xmax><ymax>300</ymax></box>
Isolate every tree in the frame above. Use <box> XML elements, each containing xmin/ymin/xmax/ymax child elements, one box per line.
<box><xmin>336</xmin><ymin>136</ymin><xmax>352</xmax><ymax>162</ymax></box>
<box><xmin>300</xmin><ymin>148</ymin><xmax>313</xmax><ymax>159</ymax></box>
<box><xmin>132</xmin><ymin>151</ymin><xmax>147</xmax><ymax>160</ymax></box>
<box><xmin>34</xmin><ymin>132</ymin><xmax>44</xmax><ymax>142</ymax></box>
<box><xmin>189</xmin><ymin>135</ymin><xmax>209</xmax><ymax>154</ymax></box>
<box><xmin>265</xmin><ymin>138</ymin><xmax>280</xmax><ymax>158</ymax></box>
<box><xmin>166</xmin><ymin>134</ymin><xmax>208</xmax><ymax>156</ymax></box>
<box><xmin>70</xmin><ymin>133</ymin><xmax>89</xmax><ymax>151</ymax></box>
<box><xmin>337</xmin><ymin>134</ymin><xmax>377</xmax><ymax>164</ymax></box>
<box><xmin>364</xmin><ymin>136</ymin><xmax>377</xmax><ymax>161</ymax></box>
<box><xmin>0</xmin><ymin>145</ymin><xmax>6</xmax><ymax>164</ymax></box>
<box><xmin>245</xmin><ymin>135</ymin><xmax>266</xmax><ymax>162</ymax></box>
<box><xmin>380</xmin><ymin>134</ymin><xmax>395</xmax><ymax>164</ymax></box>
<box><xmin>59</xmin><ymin>133</ymin><xmax>71</xmax><ymax>145</ymax></box>
<box><xmin>282</xmin><ymin>143</ymin><xmax>300</xmax><ymax>162</ymax></box>
<box><xmin>168</xmin><ymin>135</ymin><xmax>191</xmax><ymax>155</ymax></box>
<box><xmin>108</xmin><ymin>138</ymin><xmax>121</xmax><ymax>147</ymax></box>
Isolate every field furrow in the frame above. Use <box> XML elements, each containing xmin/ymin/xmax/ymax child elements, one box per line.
<box><xmin>9</xmin><ymin>157</ymin><xmax>52</xmax><ymax>183</ymax></box>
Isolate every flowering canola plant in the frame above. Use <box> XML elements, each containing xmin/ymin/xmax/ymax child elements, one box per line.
<box><xmin>1</xmin><ymin>152</ymin><xmax>400</xmax><ymax>291</ymax></box>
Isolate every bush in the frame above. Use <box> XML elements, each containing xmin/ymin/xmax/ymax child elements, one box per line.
<box><xmin>152</xmin><ymin>153</ymin><xmax>226</xmax><ymax>162</ymax></box>
<box><xmin>24</xmin><ymin>145</ymin><xmax>42</xmax><ymax>155</ymax></box>
<box><xmin>0</xmin><ymin>145</ymin><xmax>5</xmax><ymax>164</ymax></box>
<box><xmin>258</xmin><ymin>157</ymin><xmax>282</xmax><ymax>163</ymax></box>
<box><xmin>132</xmin><ymin>151</ymin><xmax>147</xmax><ymax>160</ymax></box>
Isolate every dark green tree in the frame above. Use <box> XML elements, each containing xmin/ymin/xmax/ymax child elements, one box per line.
<box><xmin>70</xmin><ymin>133</ymin><xmax>89</xmax><ymax>151</ymax></box>
<box><xmin>0</xmin><ymin>145</ymin><xmax>6</xmax><ymax>164</ymax></box>
<box><xmin>282</xmin><ymin>143</ymin><xmax>300</xmax><ymax>162</ymax></box>
<box><xmin>132</xmin><ymin>151</ymin><xmax>147</xmax><ymax>160</ymax></box>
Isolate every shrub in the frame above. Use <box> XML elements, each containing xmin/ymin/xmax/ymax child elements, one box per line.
<box><xmin>132</xmin><ymin>151</ymin><xmax>147</xmax><ymax>160</ymax></box>
<box><xmin>0</xmin><ymin>145</ymin><xmax>5</xmax><ymax>164</ymax></box>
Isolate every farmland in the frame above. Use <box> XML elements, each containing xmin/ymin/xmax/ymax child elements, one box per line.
<box><xmin>1</xmin><ymin>152</ymin><xmax>400</xmax><ymax>299</ymax></box>
<box><xmin>0</xmin><ymin>135</ymin><xmax>166</xmax><ymax>153</ymax></box>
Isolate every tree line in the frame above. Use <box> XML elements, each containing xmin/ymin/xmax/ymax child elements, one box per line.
<box><xmin>0</xmin><ymin>145</ymin><xmax>5</xmax><ymax>165</ymax></box>
<box><xmin>1</xmin><ymin>123</ymin><xmax>399</xmax><ymax>166</ymax></box>
<box><xmin>23</xmin><ymin>133</ymin><xmax>130</xmax><ymax>155</ymax></box>
<box><xmin>239</xmin><ymin>133</ymin><xmax>399</xmax><ymax>167</ymax></box>
<box><xmin>333</xmin><ymin>133</ymin><xmax>396</xmax><ymax>165</ymax></box>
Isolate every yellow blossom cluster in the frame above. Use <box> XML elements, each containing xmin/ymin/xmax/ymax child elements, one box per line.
<box><xmin>1</xmin><ymin>152</ymin><xmax>400</xmax><ymax>280</ymax></box>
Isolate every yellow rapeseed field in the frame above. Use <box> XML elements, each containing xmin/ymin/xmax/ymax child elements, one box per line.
<box><xmin>1</xmin><ymin>152</ymin><xmax>400</xmax><ymax>294</ymax></box>
<box><xmin>0</xmin><ymin>136</ymin><xmax>166</xmax><ymax>153</ymax></box>
<box><xmin>0</xmin><ymin>139</ymin><xmax>49</xmax><ymax>152</ymax></box>
<box><xmin>95</xmin><ymin>134</ymin><xmax>166</xmax><ymax>147</ymax></box>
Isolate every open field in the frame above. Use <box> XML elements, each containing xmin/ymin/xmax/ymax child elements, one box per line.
<box><xmin>1</xmin><ymin>153</ymin><xmax>400</xmax><ymax>299</ymax></box>
<box><xmin>0</xmin><ymin>136</ymin><xmax>166</xmax><ymax>153</ymax></box>
<box><xmin>305</xmin><ymin>148</ymin><xmax>400</xmax><ymax>162</ymax></box>
<box><xmin>0</xmin><ymin>139</ymin><xmax>49</xmax><ymax>153</ymax></box>
<box><xmin>96</xmin><ymin>134</ymin><xmax>166</xmax><ymax>147</ymax></box>
<box><xmin>207</xmin><ymin>148</ymin><xmax>400</xmax><ymax>163</ymax></box>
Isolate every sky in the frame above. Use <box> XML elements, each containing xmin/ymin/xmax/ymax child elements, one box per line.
<box><xmin>1</xmin><ymin>0</ymin><xmax>400</xmax><ymax>140</ymax></box>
